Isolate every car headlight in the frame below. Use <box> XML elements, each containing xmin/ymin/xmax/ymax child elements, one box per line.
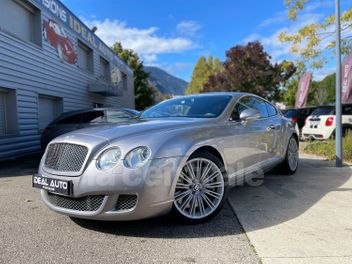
<box><xmin>124</xmin><ymin>146</ymin><xmax>151</xmax><ymax>168</ymax></box>
<box><xmin>96</xmin><ymin>147</ymin><xmax>121</xmax><ymax>170</ymax></box>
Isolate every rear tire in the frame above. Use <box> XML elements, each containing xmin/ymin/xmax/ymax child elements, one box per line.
<box><xmin>172</xmin><ymin>151</ymin><xmax>228</xmax><ymax>224</ymax></box>
<box><xmin>279</xmin><ymin>136</ymin><xmax>299</xmax><ymax>175</ymax></box>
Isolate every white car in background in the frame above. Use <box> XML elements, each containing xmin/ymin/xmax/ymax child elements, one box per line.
<box><xmin>302</xmin><ymin>104</ymin><xmax>352</xmax><ymax>140</ymax></box>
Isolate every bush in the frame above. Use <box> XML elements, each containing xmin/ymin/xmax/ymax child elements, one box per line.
<box><xmin>304</xmin><ymin>131</ymin><xmax>352</xmax><ymax>163</ymax></box>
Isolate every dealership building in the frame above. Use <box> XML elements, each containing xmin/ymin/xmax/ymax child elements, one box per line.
<box><xmin>0</xmin><ymin>0</ymin><xmax>135</xmax><ymax>160</ymax></box>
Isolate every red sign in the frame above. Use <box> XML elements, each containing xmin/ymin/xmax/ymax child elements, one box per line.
<box><xmin>295</xmin><ymin>72</ymin><xmax>312</xmax><ymax>108</ymax></box>
<box><xmin>342</xmin><ymin>53</ymin><xmax>352</xmax><ymax>104</ymax></box>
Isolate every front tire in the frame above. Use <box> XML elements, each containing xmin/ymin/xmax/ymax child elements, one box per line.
<box><xmin>173</xmin><ymin>151</ymin><xmax>228</xmax><ymax>223</ymax></box>
<box><xmin>279</xmin><ymin>136</ymin><xmax>299</xmax><ymax>175</ymax></box>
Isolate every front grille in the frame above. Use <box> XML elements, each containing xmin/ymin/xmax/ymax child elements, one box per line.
<box><xmin>47</xmin><ymin>192</ymin><xmax>104</xmax><ymax>212</ymax></box>
<box><xmin>45</xmin><ymin>143</ymin><xmax>88</xmax><ymax>173</ymax></box>
<box><xmin>115</xmin><ymin>195</ymin><xmax>138</xmax><ymax>211</ymax></box>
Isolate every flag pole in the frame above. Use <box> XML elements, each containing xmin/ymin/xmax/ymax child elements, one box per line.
<box><xmin>335</xmin><ymin>0</ymin><xmax>343</xmax><ymax>167</ymax></box>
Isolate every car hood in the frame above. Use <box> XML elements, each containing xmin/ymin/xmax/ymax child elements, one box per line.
<box><xmin>67</xmin><ymin>118</ymin><xmax>214</xmax><ymax>142</ymax></box>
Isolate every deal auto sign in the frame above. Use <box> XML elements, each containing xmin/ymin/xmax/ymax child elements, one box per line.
<box><xmin>295</xmin><ymin>72</ymin><xmax>312</xmax><ymax>108</ymax></box>
<box><xmin>342</xmin><ymin>53</ymin><xmax>352</xmax><ymax>104</ymax></box>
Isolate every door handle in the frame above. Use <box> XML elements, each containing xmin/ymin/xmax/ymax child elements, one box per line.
<box><xmin>267</xmin><ymin>125</ymin><xmax>276</xmax><ymax>131</ymax></box>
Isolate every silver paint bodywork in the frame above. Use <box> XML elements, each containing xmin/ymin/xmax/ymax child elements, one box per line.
<box><xmin>38</xmin><ymin>93</ymin><xmax>298</xmax><ymax>220</ymax></box>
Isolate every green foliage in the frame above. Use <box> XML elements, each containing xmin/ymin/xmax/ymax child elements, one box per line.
<box><xmin>304</xmin><ymin>131</ymin><xmax>352</xmax><ymax>162</ymax></box>
<box><xmin>283</xmin><ymin>72</ymin><xmax>336</xmax><ymax>107</ymax></box>
<box><xmin>310</xmin><ymin>73</ymin><xmax>336</xmax><ymax>105</ymax></box>
<box><xmin>186</xmin><ymin>56</ymin><xmax>223</xmax><ymax>95</ymax></box>
<box><xmin>283</xmin><ymin>78</ymin><xmax>299</xmax><ymax>107</ymax></box>
<box><xmin>111</xmin><ymin>42</ymin><xmax>155</xmax><ymax>110</ymax></box>
<box><xmin>279</xmin><ymin>1</ymin><xmax>352</xmax><ymax>69</ymax></box>
<box><xmin>204</xmin><ymin>42</ymin><xmax>296</xmax><ymax>102</ymax></box>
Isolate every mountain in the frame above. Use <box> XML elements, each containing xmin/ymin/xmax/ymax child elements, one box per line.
<box><xmin>145</xmin><ymin>66</ymin><xmax>188</xmax><ymax>96</ymax></box>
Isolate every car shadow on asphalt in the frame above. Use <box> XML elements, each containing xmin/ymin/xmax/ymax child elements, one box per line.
<box><xmin>70</xmin><ymin>202</ymin><xmax>243</xmax><ymax>239</ymax></box>
<box><xmin>227</xmin><ymin>157</ymin><xmax>352</xmax><ymax>232</ymax></box>
<box><xmin>0</xmin><ymin>153</ymin><xmax>43</xmax><ymax>177</ymax></box>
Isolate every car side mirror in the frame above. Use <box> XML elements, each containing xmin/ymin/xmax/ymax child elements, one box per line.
<box><xmin>240</xmin><ymin>109</ymin><xmax>260</xmax><ymax>122</ymax></box>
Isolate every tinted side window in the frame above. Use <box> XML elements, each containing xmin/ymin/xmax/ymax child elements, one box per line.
<box><xmin>343</xmin><ymin>105</ymin><xmax>352</xmax><ymax>115</ymax></box>
<box><xmin>56</xmin><ymin>114</ymin><xmax>82</xmax><ymax>124</ymax></box>
<box><xmin>240</xmin><ymin>97</ymin><xmax>269</xmax><ymax>118</ymax></box>
<box><xmin>81</xmin><ymin>111</ymin><xmax>105</xmax><ymax>123</ymax></box>
<box><xmin>106</xmin><ymin>110</ymin><xmax>133</xmax><ymax>122</ymax></box>
<box><xmin>231</xmin><ymin>103</ymin><xmax>249</xmax><ymax>121</ymax></box>
<box><xmin>266</xmin><ymin>102</ymin><xmax>278</xmax><ymax>117</ymax></box>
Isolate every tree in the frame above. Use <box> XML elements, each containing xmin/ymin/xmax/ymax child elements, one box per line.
<box><xmin>283</xmin><ymin>72</ymin><xmax>336</xmax><ymax>107</ymax></box>
<box><xmin>111</xmin><ymin>42</ymin><xmax>155</xmax><ymax>110</ymax></box>
<box><xmin>279</xmin><ymin>1</ymin><xmax>352</xmax><ymax>69</ymax></box>
<box><xmin>186</xmin><ymin>56</ymin><xmax>223</xmax><ymax>95</ymax></box>
<box><xmin>204</xmin><ymin>42</ymin><xmax>296</xmax><ymax>102</ymax></box>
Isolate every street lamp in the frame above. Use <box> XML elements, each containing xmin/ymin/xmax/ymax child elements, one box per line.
<box><xmin>335</xmin><ymin>0</ymin><xmax>343</xmax><ymax>167</ymax></box>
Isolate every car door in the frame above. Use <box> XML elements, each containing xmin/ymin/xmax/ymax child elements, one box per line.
<box><xmin>239</xmin><ymin>96</ymin><xmax>273</xmax><ymax>165</ymax></box>
<box><xmin>264</xmin><ymin>101</ymin><xmax>282</xmax><ymax>161</ymax></box>
<box><xmin>224</xmin><ymin>101</ymin><xmax>261</xmax><ymax>176</ymax></box>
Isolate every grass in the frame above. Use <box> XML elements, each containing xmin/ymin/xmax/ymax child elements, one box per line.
<box><xmin>304</xmin><ymin>131</ymin><xmax>352</xmax><ymax>163</ymax></box>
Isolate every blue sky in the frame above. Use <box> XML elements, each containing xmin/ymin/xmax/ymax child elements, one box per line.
<box><xmin>63</xmin><ymin>0</ymin><xmax>351</xmax><ymax>81</ymax></box>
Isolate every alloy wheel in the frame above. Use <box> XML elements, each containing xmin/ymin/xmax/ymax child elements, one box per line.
<box><xmin>287</xmin><ymin>138</ymin><xmax>298</xmax><ymax>171</ymax></box>
<box><xmin>174</xmin><ymin>158</ymin><xmax>225</xmax><ymax>220</ymax></box>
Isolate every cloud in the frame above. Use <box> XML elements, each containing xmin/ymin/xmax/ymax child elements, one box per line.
<box><xmin>141</xmin><ymin>54</ymin><xmax>158</xmax><ymax>65</ymax></box>
<box><xmin>82</xmin><ymin>18</ymin><xmax>197</xmax><ymax>58</ymax></box>
<box><xmin>314</xmin><ymin>67</ymin><xmax>335</xmax><ymax>81</ymax></box>
<box><xmin>244</xmin><ymin>12</ymin><xmax>324</xmax><ymax>61</ymax></box>
<box><xmin>259</xmin><ymin>11</ymin><xmax>287</xmax><ymax>28</ymax></box>
<box><xmin>176</xmin><ymin>20</ymin><xmax>201</xmax><ymax>36</ymax></box>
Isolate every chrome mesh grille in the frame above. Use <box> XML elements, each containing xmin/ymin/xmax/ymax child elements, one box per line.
<box><xmin>115</xmin><ymin>195</ymin><xmax>138</xmax><ymax>211</ymax></box>
<box><xmin>47</xmin><ymin>193</ymin><xmax>104</xmax><ymax>212</ymax></box>
<box><xmin>45</xmin><ymin>143</ymin><xmax>88</xmax><ymax>172</ymax></box>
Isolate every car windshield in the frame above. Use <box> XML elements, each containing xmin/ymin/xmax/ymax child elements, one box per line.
<box><xmin>311</xmin><ymin>107</ymin><xmax>334</xmax><ymax>116</ymax></box>
<box><xmin>140</xmin><ymin>95</ymin><xmax>232</xmax><ymax>119</ymax></box>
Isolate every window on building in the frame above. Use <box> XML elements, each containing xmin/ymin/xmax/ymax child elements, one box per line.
<box><xmin>0</xmin><ymin>88</ymin><xmax>18</xmax><ymax>136</ymax></box>
<box><xmin>77</xmin><ymin>40</ymin><xmax>93</xmax><ymax>72</ymax></box>
<box><xmin>99</xmin><ymin>57</ymin><xmax>110</xmax><ymax>81</ymax></box>
<box><xmin>121</xmin><ymin>72</ymin><xmax>128</xmax><ymax>91</ymax></box>
<box><xmin>38</xmin><ymin>95</ymin><xmax>63</xmax><ymax>130</ymax></box>
<box><xmin>0</xmin><ymin>0</ymin><xmax>41</xmax><ymax>46</ymax></box>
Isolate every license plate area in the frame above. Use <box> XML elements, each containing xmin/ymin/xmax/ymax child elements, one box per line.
<box><xmin>32</xmin><ymin>175</ymin><xmax>72</xmax><ymax>196</ymax></box>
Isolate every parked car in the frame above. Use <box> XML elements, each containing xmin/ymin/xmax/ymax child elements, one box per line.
<box><xmin>302</xmin><ymin>104</ymin><xmax>352</xmax><ymax>140</ymax></box>
<box><xmin>43</xmin><ymin>19</ymin><xmax>77</xmax><ymax>64</ymax></box>
<box><xmin>282</xmin><ymin>107</ymin><xmax>316</xmax><ymax>137</ymax></box>
<box><xmin>33</xmin><ymin>93</ymin><xmax>299</xmax><ymax>223</ymax></box>
<box><xmin>40</xmin><ymin>108</ymin><xmax>139</xmax><ymax>149</ymax></box>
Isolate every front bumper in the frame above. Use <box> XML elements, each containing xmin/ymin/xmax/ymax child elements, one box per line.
<box><xmin>38</xmin><ymin>156</ymin><xmax>185</xmax><ymax>221</ymax></box>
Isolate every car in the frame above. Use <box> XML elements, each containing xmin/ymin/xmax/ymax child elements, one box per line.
<box><xmin>282</xmin><ymin>107</ymin><xmax>316</xmax><ymax>137</ymax></box>
<box><xmin>43</xmin><ymin>19</ymin><xmax>77</xmax><ymax>64</ymax></box>
<box><xmin>33</xmin><ymin>93</ymin><xmax>299</xmax><ymax>223</ymax></box>
<box><xmin>302</xmin><ymin>104</ymin><xmax>352</xmax><ymax>140</ymax></box>
<box><xmin>40</xmin><ymin>108</ymin><xmax>139</xmax><ymax>149</ymax></box>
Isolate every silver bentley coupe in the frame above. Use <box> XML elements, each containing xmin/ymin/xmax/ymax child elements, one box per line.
<box><xmin>33</xmin><ymin>93</ymin><xmax>299</xmax><ymax>223</ymax></box>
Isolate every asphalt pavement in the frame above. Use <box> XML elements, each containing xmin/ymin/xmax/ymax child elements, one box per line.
<box><xmin>0</xmin><ymin>157</ymin><xmax>259</xmax><ymax>264</ymax></box>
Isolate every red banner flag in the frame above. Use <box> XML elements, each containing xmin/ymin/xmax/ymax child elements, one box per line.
<box><xmin>295</xmin><ymin>72</ymin><xmax>312</xmax><ymax>108</ymax></box>
<box><xmin>342</xmin><ymin>53</ymin><xmax>352</xmax><ymax>104</ymax></box>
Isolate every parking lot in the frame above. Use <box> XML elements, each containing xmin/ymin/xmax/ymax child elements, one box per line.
<box><xmin>1</xmin><ymin>153</ymin><xmax>352</xmax><ymax>264</ymax></box>
<box><xmin>0</xmin><ymin>155</ymin><xmax>259</xmax><ymax>264</ymax></box>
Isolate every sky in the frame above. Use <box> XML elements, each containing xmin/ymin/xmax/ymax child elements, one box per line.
<box><xmin>62</xmin><ymin>0</ymin><xmax>351</xmax><ymax>82</ymax></box>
